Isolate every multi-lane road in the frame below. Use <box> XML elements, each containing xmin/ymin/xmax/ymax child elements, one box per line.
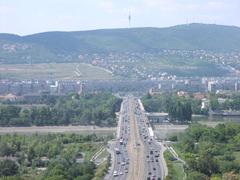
<box><xmin>106</xmin><ymin>96</ymin><xmax>165</xmax><ymax>180</ymax></box>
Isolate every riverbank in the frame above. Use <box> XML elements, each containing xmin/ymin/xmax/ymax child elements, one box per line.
<box><xmin>0</xmin><ymin>125</ymin><xmax>116</xmax><ymax>135</ymax></box>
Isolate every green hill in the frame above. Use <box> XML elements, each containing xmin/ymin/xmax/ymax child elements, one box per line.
<box><xmin>1</xmin><ymin>23</ymin><xmax>240</xmax><ymax>64</ymax></box>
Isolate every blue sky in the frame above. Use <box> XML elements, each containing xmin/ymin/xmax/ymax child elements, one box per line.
<box><xmin>0</xmin><ymin>0</ymin><xmax>239</xmax><ymax>35</ymax></box>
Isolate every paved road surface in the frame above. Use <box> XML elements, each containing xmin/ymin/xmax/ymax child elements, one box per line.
<box><xmin>106</xmin><ymin>96</ymin><xmax>165</xmax><ymax>180</ymax></box>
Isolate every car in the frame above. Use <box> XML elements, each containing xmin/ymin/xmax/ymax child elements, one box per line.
<box><xmin>119</xmin><ymin>172</ymin><xmax>123</xmax><ymax>175</ymax></box>
<box><xmin>151</xmin><ymin>175</ymin><xmax>156</xmax><ymax>180</ymax></box>
<box><xmin>121</xmin><ymin>162</ymin><xmax>126</xmax><ymax>166</ymax></box>
<box><xmin>148</xmin><ymin>172</ymin><xmax>152</xmax><ymax>175</ymax></box>
<box><xmin>113</xmin><ymin>171</ymin><xmax>118</xmax><ymax>177</ymax></box>
<box><xmin>153</xmin><ymin>167</ymin><xmax>156</xmax><ymax>171</ymax></box>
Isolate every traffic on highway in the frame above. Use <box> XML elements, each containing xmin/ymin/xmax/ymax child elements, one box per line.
<box><xmin>106</xmin><ymin>96</ymin><xmax>164</xmax><ymax>180</ymax></box>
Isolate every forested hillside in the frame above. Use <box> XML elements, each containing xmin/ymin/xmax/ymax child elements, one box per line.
<box><xmin>1</xmin><ymin>23</ymin><xmax>240</xmax><ymax>64</ymax></box>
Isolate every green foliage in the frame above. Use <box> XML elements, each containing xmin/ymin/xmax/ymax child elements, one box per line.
<box><xmin>142</xmin><ymin>93</ymin><xmax>194</xmax><ymax>123</ymax></box>
<box><xmin>0</xmin><ymin>160</ymin><xmax>18</xmax><ymax>177</ymax></box>
<box><xmin>1</xmin><ymin>24</ymin><xmax>240</xmax><ymax>65</ymax></box>
<box><xmin>186</xmin><ymin>171</ymin><xmax>208</xmax><ymax>180</ymax></box>
<box><xmin>0</xmin><ymin>134</ymin><xmax>109</xmax><ymax>179</ymax></box>
<box><xmin>210</xmin><ymin>93</ymin><xmax>240</xmax><ymax>111</ymax></box>
<box><xmin>164</xmin><ymin>150</ymin><xmax>185</xmax><ymax>180</ymax></box>
<box><xmin>0</xmin><ymin>93</ymin><xmax>122</xmax><ymax>127</ymax></box>
<box><xmin>44</xmin><ymin>160</ymin><xmax>95</xmax><ymax>180</ymax></box>
<box><xmin>177</xmin><ymin>123</ymin><xmax>240</xmax><ymax>178</ymax></box>
<box><xmin>93</xmin><ymin>156</ymin><xmax>110</xmax><ymax>180</ymax></box>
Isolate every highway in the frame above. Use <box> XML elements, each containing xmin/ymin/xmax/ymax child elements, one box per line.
<box><xmin>106</xmin><ymin>96</ymin><xmax>165</xmax><ymax>180</ymax></box>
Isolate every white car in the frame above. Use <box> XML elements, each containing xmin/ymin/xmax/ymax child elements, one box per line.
<box><xmin>113</xmin><ymin>171</ymin><xmax>118</xmax><ymax>177</ymax></box>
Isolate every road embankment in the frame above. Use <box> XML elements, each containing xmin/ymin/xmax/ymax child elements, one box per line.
<box><xmin>0</xmin><ymin>126</ymin><xmax>116</xmax><ymax>135</ymax></box>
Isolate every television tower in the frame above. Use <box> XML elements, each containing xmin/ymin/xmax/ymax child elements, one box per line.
<box><xmin>128</xmin><ymin>12</ymin><xmax>131</xmax><ymax>28</ymax></box>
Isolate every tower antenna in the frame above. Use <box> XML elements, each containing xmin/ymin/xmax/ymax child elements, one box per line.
<box><xmin>128</xmin><ymin>12</ymin><xmax>131</xmax><ymax>28</ymax></box>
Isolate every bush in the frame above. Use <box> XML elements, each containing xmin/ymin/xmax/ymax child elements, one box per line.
<box><xmin>0</xmin><ymin>160</ymin><xmax>19</xmax><ymax>177</ymax></box>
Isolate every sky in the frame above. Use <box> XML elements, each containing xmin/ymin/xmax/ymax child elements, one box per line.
<box><xmin>0</xmin><ymin>0</ymin><xmax>239</xmax><ymax>35</ymax></box>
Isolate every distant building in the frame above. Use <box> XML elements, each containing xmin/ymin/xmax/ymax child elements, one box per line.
<box><xmin>208</xmin><ymin>81</ymin><xmax>216</xmax><ymax>92</ymax></box>
<box><xmin>177</xmin><ymin>91</ymin><xmax>189</xmax><ymax>97</ymax></box>
<box><xmin>201</xmin><ymin>98</ymin><xmax>209</xmax><ymax>110</ymax></box>
<box><xmin>50</xmin><ymin>81</ymin><xmax>59</xmax><ymax>94</ymax></box>
<box><xmin>235</xmin><ymin>82</ymin><xmax>240</xmax><ymax>91</ymax></box>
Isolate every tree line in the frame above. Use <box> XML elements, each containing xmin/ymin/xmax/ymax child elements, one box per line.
<box><xmin>210</xmin><ymin>93</ymin><xmax>240</xmax><ymax>111</ymax></box>
<box><xmin>0</xmin><ymin>93</ymin><xmax>122</xmax><ymax>127</ymax></box>
<box><xmin>142</xmin><ymin>93</ymin><xmax>198</xmax><ymax>123</ymax></box>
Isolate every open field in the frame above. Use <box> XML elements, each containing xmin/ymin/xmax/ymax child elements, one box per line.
<box><xmin>0</xmin><ymin>125</ymin><xmax>116</xmax><ymax>135</ymax></box>
<box><xmin>0</xmin><ymin>63</ymin><xmax>113</xmax><ymax>80</ymax></box>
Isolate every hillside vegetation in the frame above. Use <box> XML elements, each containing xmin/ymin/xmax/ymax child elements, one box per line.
<box><xmin>171</xmin><ymin>123</ymin><xmax>240</xmax><ymax>179</ymax></box>
<box><xmin>1</xmin><ymin>24</ymin><xmax>240</xmax><ymax>64</ymax></box>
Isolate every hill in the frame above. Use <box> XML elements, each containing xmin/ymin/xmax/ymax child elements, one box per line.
<box><xmin>4</xmin><ymin>24</ymin><xmax>240</xmax><ymax>52</ymax></box>
<box><xmin>1</xmin><ymin>23</ymin><xmax>240</xmax><ymax>64</ymax></box>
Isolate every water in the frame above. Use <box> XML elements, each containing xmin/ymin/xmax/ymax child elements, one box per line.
<box><xmin>192</xmin><ymin>115</ymin><xmax>240</xmax><ymax>123</ymax></box>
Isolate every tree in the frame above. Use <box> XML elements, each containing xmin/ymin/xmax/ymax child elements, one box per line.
<box><xmin>0</xmin><ymin>142</ymin><xmax>14</xmax><ymax>156</ymax></box>
<box><xmin>0</xmin><ymin>159</ymin><xmax>18</xmax><ymax>176</ymax></box>
<box><xmin>210</xmin><ymin>95</ymin><xmax>219</xmax><ymax>110</ymax></box>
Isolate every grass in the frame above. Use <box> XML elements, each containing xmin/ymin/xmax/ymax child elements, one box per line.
<box><xmin>171</xmin><ymin>144</ymin><xmax>185</xmax><ymax>159</ymax></box>
<box><xmin>84</xmin><ymin>143</ymin><xmax>104</xmax><ymax>161</ymax></box>
<box><xmin>172</xmin><ymin>162</ymin><xmax>185</xmax><ymax>180</ymax></box>
<box><xmin>0</xmin><ymin>63</ymin><xmax>113</xmax><ymax>80</ymax></box>
<box><xmin>164</xmin><ymin>150</ymin><xmax>185</xmax><ymax>180</ymax></box>
<box><xmin>96</xmin><ymin>148</ymin><xmax>109</xmax><ymax>160</ymax></box>
<box><xmin>93</xmin><ymin>156</ymin><xmax>110</xmax><ymax>180</ymax></box>
<box><xmin>233</xmin><ymin>151</ymin><xmax>240</xmax><ymax>164</ymax></box>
